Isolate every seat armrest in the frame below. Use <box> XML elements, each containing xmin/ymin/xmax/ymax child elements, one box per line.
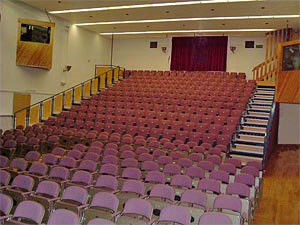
<box><xmin>112</xmin><ymin>190</ymin><xmax>120</xmax><ymax>194</ymax></box>
<box><xmin>77</xmin><ymin>203</ymin><xmax>89</xmax><ymax>210</ymax></box>
<box><xmin>22</xmin><ymin>191</ymin><xmax>34</xmax><ymax>197</ymax></box>
<box><xmin>149</xmin><ymin>218</ymin><xmax>158</xmax><ymax>225</ymax></box>
<box><xmin>111</xmin><ymin>211</ymin><xmax>121</xmax><ymax>218</ymax></box>
<box><xmin>0</xmin><ymin>215</ymin><xmax>12</xmax><ymax>221</ymax></box>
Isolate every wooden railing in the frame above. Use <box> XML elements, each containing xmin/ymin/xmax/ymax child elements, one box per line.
<box><xmin>252</xmin><ymin>55</ymin><xmax>277</xmax><ymax>81</ymax></box>
<box><xmin>13</xmin><ymin>65</ymin><xmax>125</xmax><ymax>128</ymax></box>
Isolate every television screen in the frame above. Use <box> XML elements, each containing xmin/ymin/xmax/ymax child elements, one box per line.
<box><xmin>282</xmin><ymin>44</ymin><xmax>300</xmax><ymax>71</ymax></box>
<box><xmin>20</xmin><ymin>23</ymin><xmax>51</xmax><ymax>44</ymax></box>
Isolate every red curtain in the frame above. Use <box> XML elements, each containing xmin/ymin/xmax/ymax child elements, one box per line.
<box><xmin>170</xmin><ymin>36</ymin><xmax>228</xmax><ymax>71</ymax></box>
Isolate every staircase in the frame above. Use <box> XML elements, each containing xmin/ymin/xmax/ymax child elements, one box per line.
<box><xmin>230</xmin><ymin>84</ymin><xmax>275</xmax><ymax>166</ymax></box>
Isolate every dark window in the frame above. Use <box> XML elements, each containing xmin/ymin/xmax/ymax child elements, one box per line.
<box><xmin>150</xmin><ymin>41</ymin><xmax>158</xmax><ymax>48</ymax></box>
<box><xmin>20</xmin><ymin>24</ymin><xmax>51</xmax><ymax>44</ymax></box>
<box><xmin>245</xmin><ymin>41</ymin><xmax>254</xmax><ymax>48</ymax></box>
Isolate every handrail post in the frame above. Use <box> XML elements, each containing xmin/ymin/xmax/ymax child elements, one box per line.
<box><xmin>81</xmin><ymin>83</ymin><xmax>84</xmax><ymax>100</ymax></box>
<box><xmin>98</xmin><ymin>76</ymin><xmax>101</xmax><ymax>92</ymax></box>
<box><xmin>26</xmin><ymin>108</ymin><xmax>30</xmax><ymax>127</ymax></box>
<box><xmin>39</xmin><ymin>102</ymin><xmax>43</xmax><ymax>123</ymax></box>
<box><xmin>62</xmin><ymin>92</ymin><xmax>66</xmax><ymax>110</ymax></box>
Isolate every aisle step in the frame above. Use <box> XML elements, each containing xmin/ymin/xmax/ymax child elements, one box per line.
<box><xmin>239</xmin><ymin>130</ymin><xmax>266</xmax><ymax>136</ymax></box>
<box><xmin>253</xmin><ymin>94</ymin><xmax>274</xmax><ymax>99</ymax></box>
<box><xmin>234</xmin><ymin>138</ymin><xmax>265</xmax><ymax>146</ymax></box>
<box><xmin>244</xmin><ymin>115</ymin><xmax>269</xmax><ymax>120</ymax></box>
<box><xmin>231</xmin><ymin>144</ymin><xmax>264</xmax><ymax>156</ymax></box>
<box><xmin>229</xmin><ymin>154</ymin><xmax>263</xmax><ymax>166</ymax></box>
<box><xmin>244</xmin><ymin>118</ymin><xmax>268</xmax><ymax>125</ymax></box>
<box><xmin>241</xmin><ymin>126</ymin><xmax>267</xmax><ymax>133</ymax></box>
<box><xmin>238</xmin><ymin>134</ymin><xmax>265</xmax><ymax>142</ymax></box>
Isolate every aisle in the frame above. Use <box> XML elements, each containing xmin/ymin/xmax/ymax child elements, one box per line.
<box><xmin>253</xmin><ymin>145</ymin><xmax>300</xmax><ymax>224</ymax></box>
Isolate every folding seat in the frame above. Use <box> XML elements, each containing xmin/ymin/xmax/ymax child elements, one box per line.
<box><xmin>209</xmin><ymin>170</ymin><xmax>230</xmax><ymax>193</ymax></box>
<box><xmin>67</xmin><ymin>149</ymin><xmax>83</xmax><ymax>161</ymax></box>
<box><xmin>171</xmin><ymin>121</ymin><xmax>184</xmax><ymax>130</ymax></box>
<box><xmin>175</xmin><ymin>131</ymin><xmax>189</xmax><ymax>143</ymax></box>
<box><xmin>178</xmin><ymin>189</ymin><xmax>207</xmax><ymax>225</ymax></box>
<box><xmin>195</xmin><ymin>123</ymin><xmax>208</xmax><ymax>133</ymax></box>
<box><xmin>105</xmin><ymin>143</ymin><xmax>118</xmax><ymax>151</ymax></box>
<box><xmin>99</xmin><ymin>163</ymin><xmax>119</xmax><ymax>177</ymax></box>
<box><xmin>226</xmin><ymin>183</ymin><xmax>253</xmax><ymax>222</ymax></box>
<box><xmin>84</xmin><ymin>192</ymin><xmax>119</xmax><ymax>223</ymax></box>
<box><xmin>198</xmin><ymin>212</ymin><xmax>233</xmax><ymax>225</ymax></box>
<box><xmin>54</xmin><ymin>186</ymin><xmax>89</xmax><ymax>218</ymax></box>
<box><xmin>126</xmin><ymin>126</ymin><xmax>138</xmax><ymax>137</ymax></box>
<box><xmin>28</xmin><ymin>181</ymin><xmax>60</xmax><ymax>222</ymax></box>
<box><xmin>169</xmin><ymin>151</ymin><xmax>185</xmax><ymax>162</ymax></box>
<box><xmin>159</xmin><ymin>138</ymin><xmax>170</xmax><ymax>145</ymax></box>
<box><xmin>121</xmin><ymin>136</ymin><xmax>134</xmax><ymax>145</ymax></box>
<box><xmin>202</xmin><ymin>133</ymin><xmax>216</xmax><ymax>147</ymax></box>
<box><xmin>163</xmin><ymin>164</ymin><xmax>181</xmax><ymax>182</ymax></box>
<box><xmin>198</xmin><ymin>160</ymin><xmax>214</xmax><ymax>176</ymax></box>
<box><xmin>208</xmin><ymin>124</ymin><xmax>222</xmax><ymax>135</ymax></box>
<box><xmin>15</xmin><ymin>136</ymin><xmax>27</xmax><ymax>156</ymax></box>
<box><xmin>197</xmin><ymin>178</ymin><xmax>221</xmax><ymax>208</ymax></box>
<box><xmin>212</xmin><ymin>195</ymin><xmax>244</xmax><ymax>224</ymax></box>
<box><xmin>178</xmin><ymin>113</ymin><xmax>190</xmax><ymax>123</ymax></box>
<box><xmin>24</xmin><ymin>162</ymin><xmax>48</xmax><ymax>189</ymax></box>
<box><xmin>115</xmin><ymin>180</ymin><xmax>145</xmax><ymax>211</ymax></box>
<box><xmin>42</xmin><ymin>135</ymin><xmax>59</xmax><ymax>154</ymax></box>
<box><xmin>156</xmin><ymin>112</ymin><xmax>167</xmax><ymax>120</ymax></box>
<box><xmin>134</xmin><ymin>138</ymin><xmax>146</xmax><ymax>149</ymax></box>
<box><xmin>246</xmin><ymin>161</ymin><xmax>263</xmax><ymax>177</ymax></box>
<box><xmin>231</xmin><ymin>109</ymin><xmax>243</xmax><ymax>118</ymax></box>
<box><xmin>207</xmin><ymin>108</ymin><xmax>219</xmax><ymax>116</ymax></box>
<box><xmin>227</xmin><ymin>116</ymin><xmax>240</xmax><ymax>127</ymax></box>
<box><xmin>115</xmin><ymin>198</ymin><xmax>153</xmax><ymax>225</ymax></box>
<box><xmin>0</xmin><ymin>170</ymin><xmax>11</xmax><ymax>190</ymax></box>
<box><xmin>138</xmin><ymin>153</ymin><xmax>153</xmax><ymax>164</ymax></box>
<box><xmin>156</xmin><ymin>205</ymin><xmax>191</xmax><ymax>225</ymax></box>
<box><xmin>241</xmin><ymin>166</ymin><xmax>261</xmax><ymax>191</ymax></box>
<box><xmin>170</xmin><ymin>174</ymin><xmax>193</xmax><ymax>195</ymax></box>
<box><xmin>24</xmin><ymin>151</ymin><xmax>40</xmax><ymax>165</ymax></box>
<box><xmin>166</xmin><ymin>112</ymin><xmax>178</xmax><ymax>121</ymax></box>
<box><xmin>0</xmin><ymin>193</ymin><xmax>13</xmax><ymax>223</ymax></box>
<box><xmin>51</xmin><ymin>147</ymin><xmax>66</xmax><ymax>158</ymax></box>
<box><xmin>162</xmin><ymin>142</ymin><xmax>175</xmax><ymax>153</ymax></box>
<box><xmin>4</xmin><ymin>158</ymin><xmax>28</xmax><ymax>179</ymax></box>
<box><xmin>137</xmin><ymin>127</ymin><xmax>150</xmax><ymax>138</ymax></box>
<box><xmin>0</xmin><ymin>140</ymin><xmax>17</xmax><ymax>159</ymax></box>
<box><xmin>3</xmin><ymin>175</ymin><xmax>34</xmax><ymax>206</ymax></box>
<box><xmin>208</xmin><ymin>147</ymin><xmax>223</xmax><ymax>158</ymax></box>
<box><xmin>189</xmin><ymin>132</ymin><xmax>203</xmax><ymax>145</ymax></box>
<box><xmin>6</xmin><ymin>200</ymin><xmax>44</xmax><ymax>224</ymax></box>
<box><xmin>58</xmin><ymin>156</ymin><xmax>77</xmax><ymax>170</ymax></box>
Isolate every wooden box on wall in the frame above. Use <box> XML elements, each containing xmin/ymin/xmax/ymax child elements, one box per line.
<box><xmin>16</xmin><ymin>19</ymin><xmax>55</xmax><ymax>70</ymax></box>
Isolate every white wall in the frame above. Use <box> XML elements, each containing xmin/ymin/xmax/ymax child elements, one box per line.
<box><xmin>0</xmin><ymin>0</ymin><xmax>111</xmax><ymax>114</ymax></box>
<box><xmin>227</xmin><ymin>36</ymin><xmax>266</xmax><ymax>80</ymax></box>
<box><xmin>278</xmin><ymin>103</ymin><xmax>300</xmax><ymax>144</ymax></box>
<box><xmin>113</xmin><ymin>37</ymin><xmax>172</xmax><ymax>71</ymax></box>
<box><xmin>113</xmin><ymin>36</ymin><xmax>266</xmax><ymax>79</ymax></box>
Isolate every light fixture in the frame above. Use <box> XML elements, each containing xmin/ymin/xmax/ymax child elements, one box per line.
<box><xmin>99</xmin><ymin>29</ymin><xmax>276</xmax><ymax>35</ymax></box>
<box><xmin>74</xmin><ymin>15</ymin><xmax>299</xmax><ymax>26</ymax></box>
<box><xmin>50</xmin><ymin>0</ymin><xmax>260</xmax><ymax>14</ymax></box>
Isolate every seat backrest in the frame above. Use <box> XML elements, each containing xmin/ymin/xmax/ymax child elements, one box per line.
<box><xmin>121</xmin><ymin>168</ymin><xmax>141</xmax><ymax>180</ymax></box>
<box><xmin>14</xmin><ymin>200</ymin><xmax>44</xmax><ymax>224</ymax></box>
<box><xmin>29</xmin><ymin>162</ymin><xmax>48</xmax><ymax>176</ymax></box>
<box><xmin>122</xmin><ymin>198</ymin><xmax>153</xmax><ymax>221</ymax></box>
<box><xmin>170</xmin><ymin>175</ymin><xmax>192</xmax><ymax>189</ymax></box>
<box><xmin>180</xmin><ymin>189</ymin><xmax>207</xmax><ymax>208</ymax></box>
<box><xmin>49</xmin><ymin>166</ymin><xmax>69</xmax><ymax>180</ymax></box>
<box><xmin>90</xmin><ymin>192</ymin><xmax>119</xmax><ymax>212</ymax></box>
<box><xmin>150</xmin><ymin>184</ymin><xmax>174</xmax><ymax>202</ymax></box>
<box><xmin>47</xmin><ymin>209</ymin><xmax>79</xmax><ymax>225</ymax></box>
<box><xmin>121</xmin><ymin>180</ymin><xmax>144</xmax><ymax>196</ymax></box>
<box><xmin>71</xmin><ymin>170</ymin><xmax>93</xmax><ymax>185</ymax></box>
<box><xmin>198</xmin><ymin>212</ymin><xmax>232</xmax><ymax>225</ymax></box>
<box><xmin>226</xmin><ymin>182</ymin><xmax>250</xmax><ymax>198</ymax></box>
<box><xmin>36</xmin><ymin>180</ymin><xmax>60</xmax><ymax>198</ymax></box>
<box><xmin>12</xmin><ymin>175</ymin><xmax>34</xmax><ymax>191</ymax></box>
<box><xmin>213</xmin><ymin>195</ymin><xmax>242</xmax><ymax>214</ymax></box>
<box><xmin>25</xmin><ymin>151</ymin><xmax>41</xmax><ymax>161</ymax></box>
<box><xmin>62</xmin><ymin>186</ymin><xmax>88</xmax><ymax>205</ymax></box>
<box><xmin>145</xmin><ymin>171</ymin><xmax>165</xmax><ymax>184</ymax></box>
<box><xmin>95</xmin><ymin>175</ymin><xmax>118</xmax><ymax>191</ymax></box>
<box><xmin>0</xmin><ymin>155</ymin><xmax>9</xmax><ymax>168</ymax></box>
<box><xmin>0</xmin><ymin>193</ymin><xmax>13</xmax><ymax>215</ymax></box>
<box><xmin>197</xmin><ymin>178</ymin><xmax>220</xmax><ymax>194</ymax></box>
<box><xmin>10</xmin><ymin>158</ymin><xmax>28</xmax><ymax>171</ymax></box>
<box><xmin>158</xmin><ymin>205</ymin><xmax>191</xmax><ymax>225</ymax></box>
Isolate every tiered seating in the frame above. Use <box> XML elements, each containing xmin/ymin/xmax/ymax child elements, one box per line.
<box><xmin>0</xmin><ymin>70</ymin><xmax>262</xmax><ymax>225</ymax></box>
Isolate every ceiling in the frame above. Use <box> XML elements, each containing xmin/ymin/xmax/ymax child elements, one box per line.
<box><xmin>21</xmin><ymin>0</ymin><xmax>300</xmax><ymax>38</ymax></box>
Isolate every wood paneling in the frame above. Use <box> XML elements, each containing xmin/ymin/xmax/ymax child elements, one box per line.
<box><xmin>83</xmin><ymin>82</ymin><xmax>91</xmax><ymax>98</ymax></box>
<box><xmin>253</xmin><ymin>145</ymin><xmax>300</xmax><ymax>224</ymax></box>
<box><xmin>107</xmin><ymin>70</ymin><xmax>113</xmax><ymax>86</ymax></box>
<box><xmin>16</xmin><ymin>19</ymin><xmax>55</xmax><ymax>70</ymax></box>
<box><xmin>13</xmin><ymin>92</ymin><xmax>31</xmax><ymax>114</ymax></box>
<box><xmin>42</xmin><ymin>99</ymin><xmax>52</xmax><ymax>120</ymax></box>
<box><xmin>29</xmin><ymin>105</ymin><xmax>40</xmax><ymax>125</ymax></box>
<box><xmin>276</xmin><ymin>39</ymin><xmax>300</xmax><ymax>104</ymax></box>
<box><xmin>74</xmin><ymin>86</ymin><xmax>82</xmax><ymax>104</ymax></box>
<box><xmin>91</xmin><ymin>78</ymin><xmax>99</xmax><ymax>95</ymax></box>
<box><xmin>64</xmin><ymin>90</ymin><xmax>73</xmax><ymax>109</ymax></box>
<box><xmin>15</xmin><ymin>110</ymin><xmax>27</xmax><ymax>127</ymax></box>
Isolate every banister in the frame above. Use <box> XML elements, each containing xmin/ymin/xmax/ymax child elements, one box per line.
<box><xmin>13</xmin><ymin>65</ymin><xmax>126</xmax><ymax>128</ymax></box>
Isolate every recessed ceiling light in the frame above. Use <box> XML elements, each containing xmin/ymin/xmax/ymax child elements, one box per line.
<box><xmin>75</xmin><ymin>15</ymin><xmax>299</xmax><ymax>26</ymax></box>
<box><xmin>166</xmin><ymin>11</ymin><xmax>170</xmax><ymax>13</ymax></box>
<box><xmin>113</xmin><ymin>27</ymin><xmax>116</xmax><ymax>29</ymax></box>
<box><xmin>183</xmin><ymin>24</ymin><xmax>186</xmax><ymax>27</ymax></box>
<box><xmin>211</xmin><ymin>8</ymin><xmax>215</xmax><ymax>11</ymax></box>
<box><xmin>57</xmin><ymin>0</ymin><xmax>62</xmax><ymax>3</ymax></box>
<box><xmin>125</xmin><ymin>13</ymin><xmax>129</xmax><ymax>15</ymax></box>
<box><xmin>89</xmin><ymin>16</ymin><xmax>93</xmax><ymax>18</ymax></box>
<box><xmin>265</xmin><ymin>22</ymin><xmax>269</xmax><ymax>24</ymax></box>
<box><xmin>50</xmin><ymin>0</ymin><xmax>261</xmax><ymax>14</ymax></box>
<box><xmin>261</xmin><ymin>6</ymin><xmax>265</xmax><ymax>9</ymax></box>
<box><xmin>222</xmin><ymin>23</ymin><xmax>226</xmax><ymax>25</ymax></box>
<box><xmin>100</xmin><ymin>28</ymin><xmax>276</xmax><ymax>35</ymax></box>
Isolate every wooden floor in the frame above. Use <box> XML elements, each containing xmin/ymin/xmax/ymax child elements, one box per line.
<box><xmin>253</xmin><ymin>145</ymin><xmax>300</xmax><ymax>224</ymax></box>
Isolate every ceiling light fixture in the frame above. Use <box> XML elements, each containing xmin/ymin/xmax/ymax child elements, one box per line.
<box><xmin>74</xmin><ymin>15</ymin><xmax>299</xmax><ymax>26</ymax></box>
<box><xmin>50</xmin><ymin>0</ymin><xmax>260</xmax><ymax>14</ymax></box>
<box><xmin>99</xmin><ymin>28</ymin><xmax>275</xmax><ymax>35</ymax></box>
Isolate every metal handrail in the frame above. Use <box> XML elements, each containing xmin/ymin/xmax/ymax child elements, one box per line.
<box><xmin>13</xmin><ymin>65</ymin><xmax>126</xmax><ymax>128</ymax></box>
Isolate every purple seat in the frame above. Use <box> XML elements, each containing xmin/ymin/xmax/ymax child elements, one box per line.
<box><xmin>42</xmin><ymin>153</ymin><xmax>58</xmax><ymax>165</ymax></box>
<box><xmin>0</xmin><ymin>155</ymin><xmax>9</xmax><ymax>168</ymax></box>
<box><xmin>241</xmin><ymin>166</ymin><xmax>260</xmax><ymax>178</ymax></box>
<box><xmin>0</xmin><ymin>170</ymin><xmax>11</xmax><ymax>187</ymax></box>
<box><xmin>59</xmin><ymin>156</ymin><xmax>76</xmax><ymax>169</ymax></box>
<box><xmin>67</xmin><ymin>150</ymin><xmax>83</xmax><ymax>160</ymax></box>
<box><xmin>90</xmin><ymin>192</ymin><xmax>119</xmax><ymax>213</ymax></box>
<box><xmin>120</xmin><ymin>150</ymin><xmax>136</xmax><ymax>159</ymax></box>
<box><xmin>209</xmin><ymin>170</ymin><xmax>230</xmax><ymax>184</ymax></box>
<box><xmin>136</xmin><ymin>146</ymin><xmax>149</xmax><ymax>155</ymax></box>
<box><xmin>105</xmin><ymin>143</ymin><xmax>118</xmax><ymax>151</ymax></box>
<box><xmin>58</xmin><ymin>185</ymin><xmax>88</xmax><ymax>207</ymax></box>
<box><xmin>100</xmin><ymin>164</ymin><xmax>118</xmax><ymax>176</ymax></box>
<box><xmin>69</xmin><ymin>170</ymin><xmax>93</xmax><ymax>187</ymax></box>
<box><xmin>185</xmin><ymin>167</ymin><xmax>205</xmax><ymax>180</ymax></box>
<box><xmin>145</xmin><ymin>171</ymin><xmax>166</xmax><ymax>184</ymax></box>
<box><xmin>163</xmin><ymin>164</ymin><xmax>181</xmax><ymax>176</ymax></box>
<box><xmin>234</xmin><ymin>173</ymin><xmax>255</xmax><ymax>187</ymax></box>
<box><xmin>73</xmin><ymin>144</ymin><xmax>87</xmax><ymax>153</ymax></box>
<box><xmin>197</xmin><ymin>178</ymin><xmax>221</xmax><ymax>194</ymax></box>
<box><xmin>83</xmin><ymin>152</ymin><xmax>101</xmax><ymax>163</ymax></box>
<box><xmin>158</xmin><ymin>205</ymin><xmax>191</xmax><ymax>225</ymax></box>
<box><xmin>213</xmin><ymin>195</ymin><xmax>242</xmax><ymax>214</ymax></box>
<box><xmin>219</xmin><ymin>163</ymin><xmax>236</xmax><ymax>175</ymax></box>
<box><xmin>121</xmin><ymin>158</ymin><xmax>138</xmax><ymax>168</ymax></box>
<box><xmin>93</xmin><ymin>175</ymin><xmax>118</xmax><ymax>192</ymax></box>
<box><xmin>207</xmin><ymin>155</ymin><xmax>222</xmax><ymax>166</ymax></box>
<box><xmin>90</xmin><ymin>141</ymin><xmax>104</xmax><ymax>148</ymax></box>
<box><xmin>104</xmin><ymin>149</ymin><xmax>118</xmax><ymax>156</ymax></box>
<box><xmin>194</xmin><ymin>146</ymin><xmax>206</xmax><ymax>154</ymax></box>
<box><xmin>170</xmin><ymin>175</ymin><xmax>192</xmax><ymax>189</ymax></box>
<box><xmin>119</xmin><ymin>198</ymin><xmax>153</xmax><ymax>222</ymax></box>
<box><xmin>9</xmin><ymin>157</ymin><xmax>28</xmax><ymax>172</ymax></box>
<box><xmin>188</xmin><ymin>153</ymin><xmax>204</xmax><ymax>163</ymax></box>
<box><xmin>51</xmin><ymin>147</ymin><xmax>66</xmax><ymax>156</ymax></box>
<box><xmin>198</xmin><ymin>160</ymin><xmax>214</xmax><ymax>172</ymax></box>
<box><xmin>119</xmin><ymin>144</ymin><xmax>134</xmax><ymax>152</ymax></box>
<box><xmin>47</xmin><ymin>209</ymin><xmax>79</xmax><ymax>225</ymax></box>
<box><xmin>25</xmin><ymin>151</ymin><xmax>41</xmax><ymax>162</ymax></box>
<box><xmin>34</xmin><ymin>180</ymin><xmax>60</xmax><ymax>199</ymax></box>
<box><xmin>246</xmin><ymin>161</ymin><xmax>262</xmax><ymax>171</ymax></box>
<box><xmin>49</xmin><ymin>166</ymin><xmax>70</xmax><ymax>182</ymax></box>
<box><xmin>102</xmin><ymin>155</ymin><xmax>118</xmax><ymax>165</ymax></box>
<box><xmin>225</xmin><ymin>158</ymin><xmax>242</xmax><ymax>169</ymax></box>
<box><xmin>180</xmin><ymin>189</ymin><xmax>207</xmax><ymax>209</ymax></box>
<box><xmin>87</xmin><ymin>146</ymin><xmax>102</xmax><ymax>155</ymax></box>
<box><xmin>177</xmin><ymin>158</ymin><xmax>193</xmax><ymax>168</ymax></box>
<box><xmin>0</xmin><ymin>193</ymin><xmax>13</xmax><ymax>220</ymax></box>
<box><xmin>141</xmin><ymin>161</ymin><xmax>159</xmax><ymax>172</ymax></box>
<box><xmin>87</xmin><ymin>218</ymin><xmax>115</xmax><ymax>225</ymax></box>
<box><xmin>121</xmin><ymin>180</ymin><xmax>144</xmax><ymax>196</ymax></box>
<box><xmin>78</xmin><ymin>160</ymin><xmax>97</xmax><ymax>173</ymax></box>
<box><xmin>153</xmin><ymin>150</ymin><xmax>167</xmax><ymax>158</ymax></box>
<box><xmin>226</xmin><ymin>182</ymin><xmax>250</xmax><ymax>199</ymax></box>
<box><xmin>198</xmin><ymin>212</ymin><xmax>232</xmax><ymax>225</ymax></box>
<box><xmin>11</xmin><ymin>200</ymin><xmax>44</xmax><ymax>224</ymax></box>
<box><xmin>121</xmin><ymin>168</ymin><xmax>141</xmax><ymax>180</ymax></box>
<box><xmin>149</xmin><ymin>184</ymin><xmax>175</xmax><ymax>202</ymax></box>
